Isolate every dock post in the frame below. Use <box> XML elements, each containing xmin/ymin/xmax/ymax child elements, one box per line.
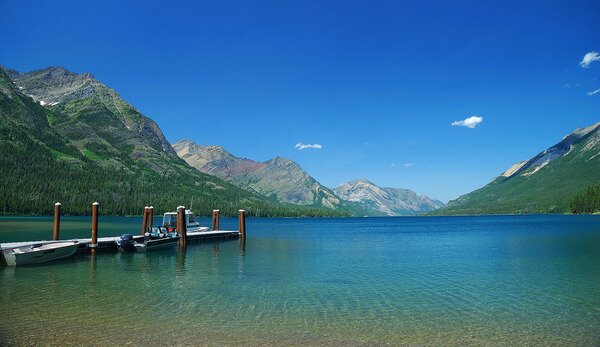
<box><xmin>238</xmin><ymin>209</ymin><xmax>246</xmax><ymax>238</ymax></box>
<box><xmin>141</xmin><ymin>206</ymin><xmax>149</xmax><ymax>235</ymax></box>
<box><xmin>177</xmin><ymin>205</ymin><xmax>187</xmax><ymax>246</ymax></box>
<box><xmin>142</xmin><ymin>206</ymin><xmax>148</xmax><ymax>235</ymax></box>
<box><xmin>148</xmin><ymin>206</ymin><xmax>154</xmax><ymax>229</ymax></box>
<box><xmin>91</xmin><ymin>202</ymin><xmax>99</xmax><ymax>253</ymax></box>
<box><xmin>212</xmin><ymin>209</ymin><xmax>220</xmax><ymax>231</ymax></box>
<box><xmin>53</xmin><ymin>202</ymin><xmax>61</xmax><ymax>240</ymax></box>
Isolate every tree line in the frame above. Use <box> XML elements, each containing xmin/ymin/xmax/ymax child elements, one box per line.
<box><xmin>569</xmin><ymin>185</ymin><xmax>600</xmax><ymax>214</ymax></box>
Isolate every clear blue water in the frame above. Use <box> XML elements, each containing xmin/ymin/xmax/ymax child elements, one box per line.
<box><xmin>1</xmin><ymin>215</ymin><xmax>599</xmax><ymax>345</ymax></box>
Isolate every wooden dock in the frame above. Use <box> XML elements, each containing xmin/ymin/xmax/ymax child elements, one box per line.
<box><xmin>0</xmin><ymin>230</ymin><xmax>240</xmax><ymax>253</ymax></box>
<box><xmin>0</xmin><ymin>203</ymin><xmax>246</xmax><ymax>256</ymax></box>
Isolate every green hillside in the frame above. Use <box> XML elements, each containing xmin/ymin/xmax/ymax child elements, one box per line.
<box><xmin>0</xmin><ymin>66</ymin><xmax>345</xmax><ymax>217</ymax></box>
<box><xmin>434</xmin><ymin>122</ymin><xmax>600</xmax><ymax>215</ymax></box>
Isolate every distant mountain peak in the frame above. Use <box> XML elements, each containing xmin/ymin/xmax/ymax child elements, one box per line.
<box><xmin>334</xmin><ymin>179</ymin><xmax>444</xmax><ymax>216</ymax></box>
<box><xmin>8</xmin><ymin>66</ymin><xmax>102</xmax><ymax>105</ymax></box>
<box><xmin>347</xmin><ymin>178</ymin><xmax>376</xmax><ymax>185</ymax></box>
<box><xmin>175</xmin><ymin>139</ymin><xmax>342</xmax><ymax>208</ymax></box>
<box><xmin>175</xmin><ymin>138</ymin><xmax>194</xmax><ymax>146</ymax></box>
<box><xmin>6</xmin><ymin>65</ymin><xmax>177</xmax><ymax>161</ymax></box>
<box><xmin>173</xmin><ymin>139</ymin><xmax>231</xmax><ymax>157</ymax></box>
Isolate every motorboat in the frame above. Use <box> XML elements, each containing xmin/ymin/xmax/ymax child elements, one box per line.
<box><xmin>3</xmin><ymin>241</ymin><xmax>79</xmax><ymax>266</ymax></box>
<box><xmin>161</xmin><ymin>210</ymin><xmax>209</xmax><ymax>233</ymax></box>
<box><xmin>132</xmin><ymin>227</ymin><xmax>181</xmax><ymax>252</ymax></box>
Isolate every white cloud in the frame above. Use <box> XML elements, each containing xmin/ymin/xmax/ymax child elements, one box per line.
<box><xmin>451</xmin><ymin>116</ymin><xmax>483</xmax><ymax>129</ymax></box>
<box><xmin>580</xmin><ymin>52</ymin><xmax>600</xmax><ymax>68</ymax></box>
<box><xmin>389</xmin><ymin>163</ymin><xmax>396</xmax><ymax>168</ymax></box>
<box><xmin>403</xmin><ymin>163</ymin><xmax>413</xmax><ymax>168</ymax></box>
<box><xmin>587</xmin><ymin>88</ymin><xmax>600</xmax><ymax>96</ymax></box>
<box><xmin>295</xmin><ymin>142</ymin><xmax>322</xmax><ymax>150</ymax></box>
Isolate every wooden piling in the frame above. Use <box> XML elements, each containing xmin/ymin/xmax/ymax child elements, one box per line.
<box><xmin>141</xmin><ymin>206</ymin><xmax>149</xmax><ymax>235</ymax></box>
<box><xmin>212</xmin><ymin>209</ymin><xmax>220</xmax><ymax>231</ymax></box>
<box><xmin>239</xmin><ymin>237</ymin><xmax>246</xmax><ymax>253</ymax></box>
<box><xmin>53</xmin><ymin>202</ymin><xmax>61</xmax><ymax>240</ymax></box>
<box><xmin>148</xmin><ymin>206</ymin><xmax>154</xmax><ymax>228</ymax></box>
<box><xmin>177</xmin><ymin>206</ymin><xmax>187</xmax><ymax>245</ymax></box>
<box><xmin>91</xmin><ymin>202</ymin><xmax>99</xmax><ymax>253</ymax></box>
<box><xmin>238</xmin><ymin>209</ymin><xmax>246</xmax><ymax>238</ymax></box>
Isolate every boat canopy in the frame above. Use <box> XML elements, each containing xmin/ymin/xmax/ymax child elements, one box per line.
<box><xmin>162</xmin><ymin>210</ymin><xmax>196</xmax><ymax>227</ymax></box>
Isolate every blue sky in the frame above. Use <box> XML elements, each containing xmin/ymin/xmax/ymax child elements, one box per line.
<box><xmin>1</xmin><ymin>1</ymin><xmax>599</xmax><ymax>202</ymax></box>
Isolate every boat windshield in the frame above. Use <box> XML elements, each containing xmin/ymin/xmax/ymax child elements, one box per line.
<box><xmin>187</xmin><ymin>213</ymin><xmax>196</xmax><ymax>224</ymax></box>
<box><xmin>162</xmin><ymin>213</ymin><xmax>177</xmax><ymax>227</ymax></box>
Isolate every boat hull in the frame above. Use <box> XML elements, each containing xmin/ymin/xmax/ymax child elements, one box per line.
<box><xmin>133</xmin><ymin>235</ymin><xmax>180</xmax><ymax>252</ymax></box>
<box><xmin>3</xmin><ymin>242</ymin><xmax>79</xmax><ymax>266</ymax></box>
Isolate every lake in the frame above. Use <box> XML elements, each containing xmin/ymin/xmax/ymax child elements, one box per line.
<box><xmin>1</xmin><ymin>215</ymin><xmax>599</xmax><ymax>346</ymax></box>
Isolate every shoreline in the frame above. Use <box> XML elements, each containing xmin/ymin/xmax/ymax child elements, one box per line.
<box><xmin>1</xmin><ymin>212</ymin><xmax>598</xmax><ymax>219</ymax></box>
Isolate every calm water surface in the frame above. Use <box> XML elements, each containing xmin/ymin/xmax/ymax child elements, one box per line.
<box><xmin>1</xmin><ymin>215</ymin><xmax>599</xmax><ymax>346</ymax></box>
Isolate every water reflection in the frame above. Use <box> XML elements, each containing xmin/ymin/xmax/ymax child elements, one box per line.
<box><xmin>176</xmin><ymin>246</ymin><xmax>187</xmax><ymax>274</ymax></box>
<box><xmin>212</xmin><ymin>242</ymin><xmax>220</xmax><ymax>259</ymax></box>
<box><xmin>238</xmin><ymin>237</ymin><xmax>246</xmax><ymax>255</ymax></box>
<box><xmin>88</xmin><ymin>253</ymin><xmax>97</xmax><ymax>287</ymax></box>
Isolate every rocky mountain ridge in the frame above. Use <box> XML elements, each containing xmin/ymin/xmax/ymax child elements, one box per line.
<box><xmin>436</xmin><ymin>121</ymin><xmax>600</xmax><ymax>214</ymax></box>
<box><xmin>334</xmin><ymin>179</ymin><xmax>445</xmax><ymax>215</ymax></box>
<box><xmin>9</xmin><ymin>66</ymin><xmax>177</xmax><ymax>166</ymax></box>
<box><xmin>174</xmin><ymin>139</ymin><xmax>342</xmax><ymax>209</ymax></box>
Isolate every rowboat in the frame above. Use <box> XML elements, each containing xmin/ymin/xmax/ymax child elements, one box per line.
<box><xmin>3</xmin><ymin>241</ymin><xmax>79</xmax><ymax>266</ymax></box>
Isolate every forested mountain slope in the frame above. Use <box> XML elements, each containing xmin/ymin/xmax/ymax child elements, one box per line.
<box><xmin>434</xmin><ymin>122</ymin><xmax>600</xmax><ymax>215</ymax></box>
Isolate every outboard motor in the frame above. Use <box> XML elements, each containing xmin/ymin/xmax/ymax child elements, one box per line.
<box><xmin>116</xmin><ymin>233</ymin><xmax>135</xmax><ymax>252</ymax></box>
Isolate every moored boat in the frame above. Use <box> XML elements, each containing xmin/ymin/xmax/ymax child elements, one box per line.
<box><xmin>3</xmin><ymin>241</ymin><xmax>79</xmax><ymax>266</ymax></box>
<box><xmin>133</xmin><ymin>227</ymin><xmax>180</xmax><ymax>252</ymax></box>
<box><xmin>161</xmin><ymin>210</ymin><xmax>209</xmax><ymax>233</ymax></box>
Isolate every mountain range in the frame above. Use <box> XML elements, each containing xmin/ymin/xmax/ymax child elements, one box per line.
<box><xmin>434</xmin><ymin>121</ymin><xmax>600</xmax><ymax>214</ymax></box>
<box><xmin>0</xmin><ymin>66</ymin><xmax>342</xmax><ymax>217</ymax></box>
<box><xmin>174</xmin><ymin>139</ymin><xmax>342</xmax><ymax>208</ymax></box>
<box><xmin>3</xmin><ymin>65</ymin><xmax>595</xmax><ymax>217</ymax></box>
<box><xmin>1</xmin><ymin>65</ymin><xmax>440</xmax><ymax>217</ymax></box>
<box><xmin>334</xmin><ymin>179</ymin><xmax>445</xmax><ymax>215</ymax></box>
<box><xmin>174</xmin><ymin>139</ymin><xmax>442</xmax><ymax>215</ymax></box>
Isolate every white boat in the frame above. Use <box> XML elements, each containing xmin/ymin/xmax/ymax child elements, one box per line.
<box><xmin>161</xmin><ymin>210</ymin><xmax>209</xmax><ymax>233</ymax></box>
<box><xmin>3</xmin><ymin>241</ymin><xmax>79</xmax><ymax>266</ymax></box>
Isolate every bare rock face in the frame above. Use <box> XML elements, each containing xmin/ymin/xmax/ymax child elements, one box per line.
<box><xmin>334</xmin><ymin>179</ymin><xmax>444</xmax><ymax>216</ymax></box>
<box><xmin>174</xmin><ymin>139</ymin><xmax>341</xmax><ymax>207</ymax></box>
<box><xmin>499</xmin><ymin>122</ymin><xmax>600</xmax><ymax>179</ymax></box>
